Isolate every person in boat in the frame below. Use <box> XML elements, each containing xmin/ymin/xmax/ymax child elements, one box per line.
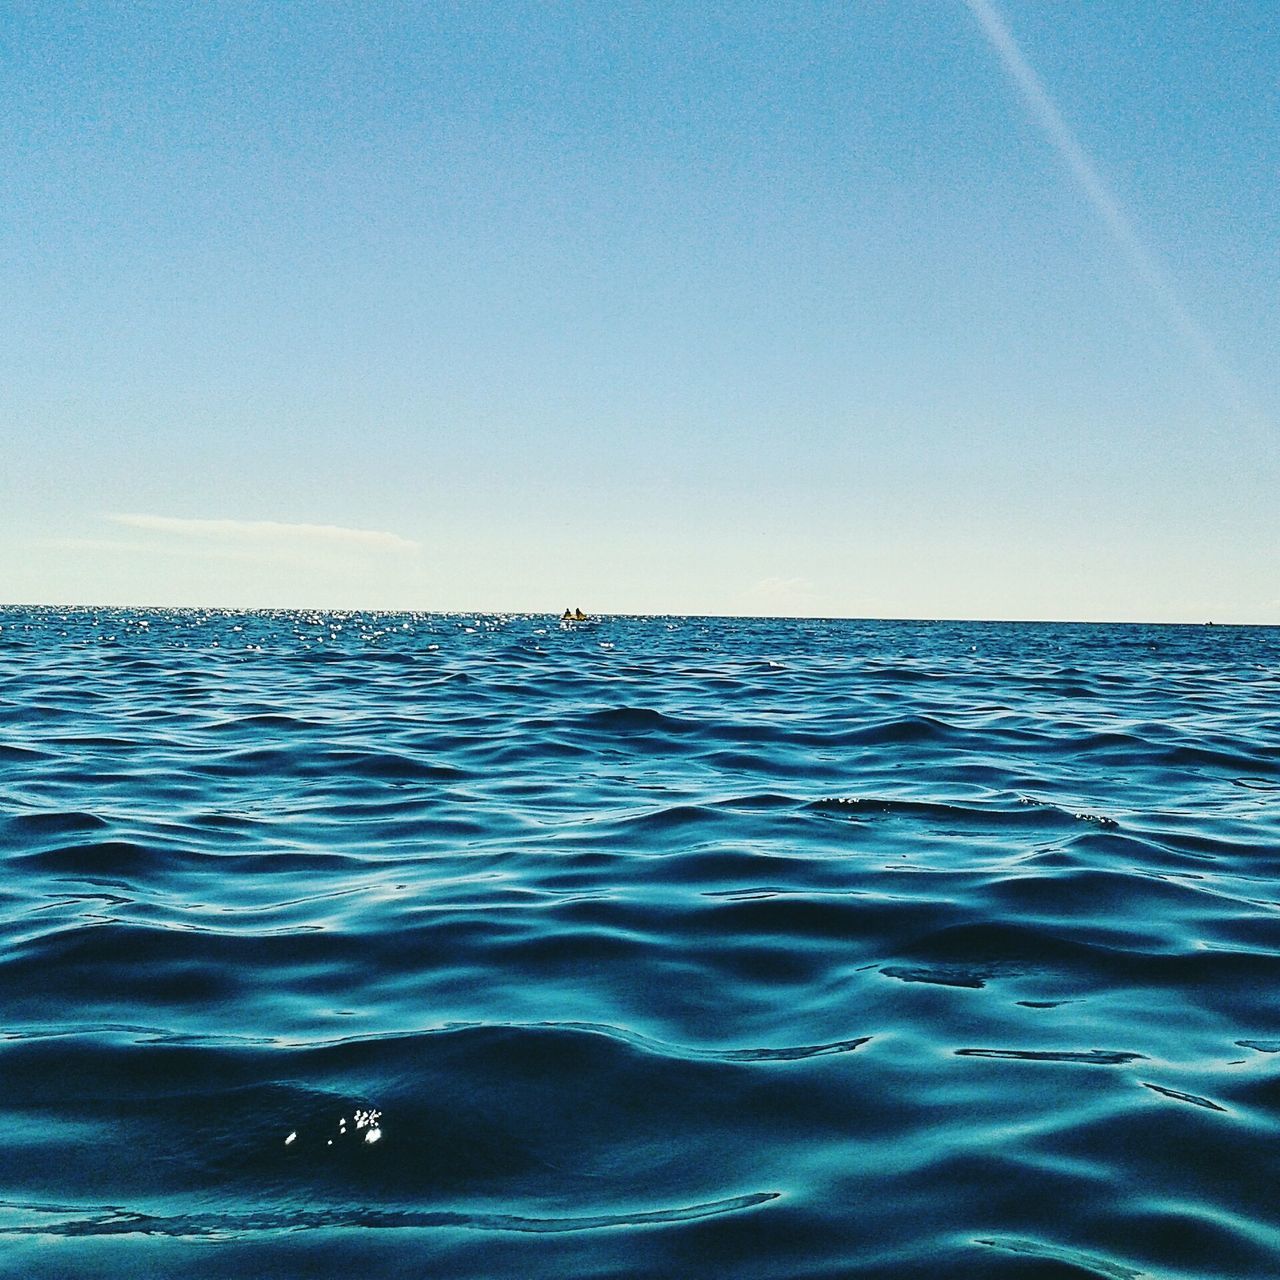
<box><xmin>561</xmin><ymin>608</ymin><xmax>573</xmax><ymax>621</ymax></box>
<box><xmin>573</xmin><ymin>607</ymin><xmax>588</xmax><ymax>621</ymax></box>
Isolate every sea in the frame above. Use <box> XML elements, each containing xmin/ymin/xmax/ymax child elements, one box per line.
<box><xmin>1</xmin><ymin>607</ymin><xmax>1278</xmax><ymax>1279</ymax></box>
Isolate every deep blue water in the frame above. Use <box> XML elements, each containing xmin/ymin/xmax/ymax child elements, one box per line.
<box><xmin>2</xmin><ymin>608</ymin><xmax>1279</xmax><ymax>1279</ymax></box>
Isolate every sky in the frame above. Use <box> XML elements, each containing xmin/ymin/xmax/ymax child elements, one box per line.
<box><xmin>2</xmin><ymin>1</ymin><xmax>1277</xmax><ymax>621</ymax></box>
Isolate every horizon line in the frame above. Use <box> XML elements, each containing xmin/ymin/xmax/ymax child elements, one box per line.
<box><xmin>0</xmin><ymin>601</ymin><xmax>1269</xmax><ymax>628</ymax></box>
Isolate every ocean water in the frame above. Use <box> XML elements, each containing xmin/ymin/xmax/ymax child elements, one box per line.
<box><xmin>1</xmin><ymin>608</ymin><xmax>1279</xmax><ymax>1279</ymax></box>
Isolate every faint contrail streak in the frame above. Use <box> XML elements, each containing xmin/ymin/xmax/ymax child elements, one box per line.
<box><xmin>962</xmin><ymin>0</ymin><xmax>1257</xmax><ymax>423</ymax></box>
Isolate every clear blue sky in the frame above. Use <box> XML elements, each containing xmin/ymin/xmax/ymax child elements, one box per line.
<box><xmin>3</xmin><ymin>1</ymin><xmax>1276</xmax><ymax>619</ymax></box>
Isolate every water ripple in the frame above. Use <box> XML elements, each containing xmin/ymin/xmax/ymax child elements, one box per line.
<box><xmin>3</xmin><ymin>609</ymin><xmax>1280</xmax><ymax>1278</ymax></box>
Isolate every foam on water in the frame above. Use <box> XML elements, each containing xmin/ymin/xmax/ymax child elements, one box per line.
<box><xmin>1</xmin><ymin>608</ymin><xmax>1279</xmax><ymax>1278</ymax></box>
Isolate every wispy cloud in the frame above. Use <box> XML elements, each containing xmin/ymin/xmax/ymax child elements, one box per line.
<box><xmin>108</xmin><ymin>514</ymin><xmax>419</xmax><ymax>553</ymax></box>
<box><xmin>963</xmin><ymin>0</ymin><xmax>1259</xmax><ymax>424</ymax></box>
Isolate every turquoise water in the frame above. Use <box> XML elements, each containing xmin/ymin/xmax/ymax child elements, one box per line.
<box><xmin>1</xmin><ymin>608</ymin><xmax>1279</xmax><ymax>1278</ymax></box>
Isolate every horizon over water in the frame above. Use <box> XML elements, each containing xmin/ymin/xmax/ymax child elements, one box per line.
<box><xmin>2</xmin><ymin>607</ymin><xmax>1279</xmax><ymax>1278</ymax></box>
<box><xmin>6</xmin><ymin>605</ymin><xmax>1270</xmax><ymax>625</ymax></box>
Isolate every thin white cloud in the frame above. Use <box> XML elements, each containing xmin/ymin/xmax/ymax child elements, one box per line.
<box><xmin>108</xmin><ymin>513</ymin><xmax>419</xmax><ymax>553</ymax></box>
<box><xmin>963</xmin><ymin>0</ymin><xmax>1259</xmax><ymax>424</ymax></box>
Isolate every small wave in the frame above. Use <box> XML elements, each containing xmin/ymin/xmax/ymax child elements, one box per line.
<box><xmin>1142</xmin><ymin>1082</ymin><xmax>1228</xmax><ymax>1112</ymax></box>
<box><xmin>881</xmin><ymin>965</ymin><xmax>993</xmax><ymax>989</ymax></box>
<box><xmin>12</xmin><ymin>839</ymin><xmax>166</xmax><ymax>877</ymax></box>
<box><xmin>981</xmin><ymin>866</ymin><xmax>1210</xmax><ymax>922</ymax></box>
<box><xmin>618</xmin><ymin>802</ymin><xmax>721</xmax><ymax>832</ymax></box>
<box><xmin>322</xmin><ymin>750</ymin><xmax>467</xmax><ymax>782</ymax></box>
<box><xmin>839</xmin><ymin>714</ymin><xmax>960</xmax><ymax>746</ymax></box>
<box><xmin>974</xmin><ymin>1236</ymin><xmax>1143</xmax><ymax>1279</ymax></box>
<box><xmin>1073</xmin><ymin>811</ymin><xmax>1119</xmax><ymax>827</ymax></box>
<box><xmin>576</xmin><ymin>706</ymin><xmax>691</xmax><ymax>734</ymax></box>
<box><xmin>206</xmin><ymin>712</ymin><xmax>330</xmax><ymax>732</ymax></box>
<box><xmin>5</xmin><ymin>810</ymin><xmax>110</xmax><ymax>836</ymax></box>
<box><xmin>1164</xmin><ymin>742</ymin><xmax>1277</xmax><ymax>770</ymax></box>
<box><xmin>0</xmin><ymin>1191</ymin><xmax>781</xmax><ymax>1239</ymax></box>
<box><xmin>807</xmin><ymin>794</ymin><xmax>1112</xmax><ymax>831</ymax></box>
<box><xmin>525</xmin><ymin>1021</ymin><xmax>872</xmax><ymax>1064</ymax></box>
<box><xmin>956</xmin><ymin>1048</ymin><xmax>1145</xmax><ymax>1065</ymax></box>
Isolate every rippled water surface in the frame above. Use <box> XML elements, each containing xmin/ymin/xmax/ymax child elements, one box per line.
<box><xmin>2</xmin><ymin>608</ymin><xmax>1279</xmax><ymax>1278</ymax></box>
